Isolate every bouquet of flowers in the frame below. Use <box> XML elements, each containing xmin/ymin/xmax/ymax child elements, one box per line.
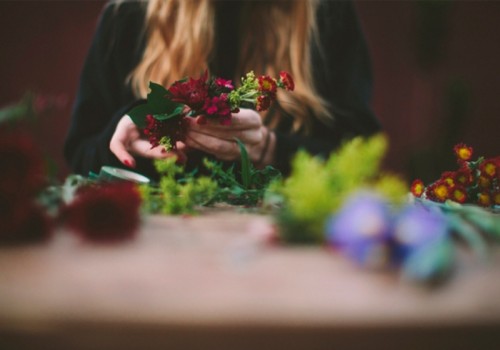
<box><xmin>410</xmin><ymin>143</ymin><xmax>500</xmax><ymax>207</ymax></box>
<box><xmin>128</xmin><ymin>71</ymin><xmax>294</xmax><ymax>151</ymax></box>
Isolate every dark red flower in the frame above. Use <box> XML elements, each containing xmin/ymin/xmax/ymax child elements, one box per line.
<box><xmin>256</xmin><ymin>94</ymin><xmax>272</xmax><ymax>112</ymax></box>
<box><xmin>0</xmin><ymin>131</ymin><xmax>45</xmax><ymax>199</ymax></box>
<box><xmin>64</xmin><ymin>182</ymin><xmax>142</xmax><ymax>242</ymax></box>
<box><xmin>214</xmin><ymin>78</ymin><xmax>234</xmax><ymax>90</ymax></box>
<box><xmin>143</xmin><ymin>114</ymin><xmax>187</xmax><ymax>149</ymax></box>
<box><xmin>203</xmin><ymin>94</ymin><xmax>232</xmax><ymax>124</ymax></box>
<box><xmin>168</xmin><ymin>73</ymin><xmax>209</xmax><ymax>111</ymax></box>
<box><xmin>279</xmin><ymin>71</ymin><xmax>295</xmax><ymax>91</ymax></box>
<box><xmin>0</xmin><ymin>194</ymin><xmax>52</xmax><ymax>245</ymax></box>
<box><xmin>455</xmin><ymin>165</ymin><xmax>473</xmax><ymax>186</ymax></box>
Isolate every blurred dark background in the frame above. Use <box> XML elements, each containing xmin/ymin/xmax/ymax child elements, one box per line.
<box><xmin>1</xmin><ymin>0</ymin><xmax>499</xmax><ymax>183</ymax></box>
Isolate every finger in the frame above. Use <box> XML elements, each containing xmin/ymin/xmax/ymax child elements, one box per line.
<box><xmin>128</xmin><ymin>139</ymin><xmax>179</xmax><ymax>160</ymax></box>
<box><xmin>185</xmin><ymin>131</ymin><xmax>240</xmax><ymax>161</ymax></box>
<box><xmin>110</xmin><ymin>134</ymin><xmax>137</xmax><ymax>168</ymax></box>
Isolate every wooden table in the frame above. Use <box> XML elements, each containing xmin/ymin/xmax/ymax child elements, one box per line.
<box><xmin>1</xmin><ymin>210</ymin><xmax>499</xmax><ymax>349</ymax></box>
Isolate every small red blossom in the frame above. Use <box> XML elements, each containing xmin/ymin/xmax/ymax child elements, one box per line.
<box><xmin>143</xmin><ymin>114</ymin><xmax>187</xmax><ymax>149</ymax></box>
<box><xmin>256</xmin><ymin>94</ymin><xmax>272</xmax><ymax>112</ymax></box>
<box><xmin>258</xmin><ymin>75</ymin><xmax>277</xmax><ymax>96</ymax></box>
<box><xmin>477</xmin><ymin>192</ymin><xmax>492</xmax><ymax>207</ymax></box>
<box><xmin>410</xmin><ymin>179</ymin><xmax>425</xmax><ymax>198</ymax></box>
<box><xmin>214</xmin><ymin>78</ymin><xmax>234</xmax><ymax>90</ymax></box>
<box><xmin>453</xmin><ymin>143</ymin><xmax>473</xmax><ymax>161</ymax></box>
<box><xmin>450</xmin><ymin>186</ymin><xmax>467</xmax><ymax>204</ymax></box>
<box><xmin>440</xmin><ymin>171</ymin><xmax>455</xmax><ymax>187</ymax></box>
<box><xmin>203</xmin><ymin>94</ymin><xmax>232</xmax><ymax>124</ymax></box>
<box><xmin>426</xmin><ymin>181</ymin><xmax>450</xmax><ymax>202</ymax></box>
<box><xmin>279</xmin><ymin>71</ymin><xmax>295</xmax><ymax>91</ymax></box>
<box><xmin>479</xmin><ymin>158</ymin><xmax>498</xmax><ymax>179</ymax></box>
<box><xmin>477</xmin><ymin>175</ymin><xmax>491</xmax><ymax>189</ymax></box>
<box><xmin>168</xmin><ymin>73</ymin><xmax>209</xmax><ymax>111</ymax></box>
<box><xmin>455</xmin><ymin>166</ymin><xmax>473</xmax><ymax>186</ymax></box>
<box><xmin>64</xmin><ymin>182</ymin><xmax>142</xmax><ymax>242</ymax></box>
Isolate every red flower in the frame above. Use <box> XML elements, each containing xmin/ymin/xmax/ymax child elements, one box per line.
<box><xmin>1</xmin><ymin>193</ymin><xmax>52</xmax><ymax>245</ymax></box>
<box><xmin>477</xmin><ymin>175</ymin><xmax>491</xmax><ymax>189</ymax></box>
<box><xmin>426</xmin><ymin>180</ymin><xmax>450</xmax><ymax>202</ymax></box>
<box><xmin>479</xmin><ymin>158</ymin><xmax>499</xmax><ymax>179</ymax></box>
<box><xmin>168</xmin><ymin>72</ymin><xmax>209</xmax><ymax>111</ymax></box>
<box><xmin>477</xmin><ymin>191</ymin><xmax>492</xmax><ymax>207</ymax></box>
<box><xmin>256</xmin><ymin>94</ymin><xmax>272</xmax><ymax>112</ymax></box>
<box><xmin>440</xmin><ymin>171</ymin><xmax>455</xmax><ymax>187</ymax></box>
<box><xmin>279</xmin><ymin>71</ymin><xmax>295</xmax><ymax>91</ymax></box>
<box><xmin>450</xmin><ymin>186</ymin><xmax>467</xmax><ymax>204</ymax></box>
<box><xmin>214</xmin><ymin>78</ymin><xmax>234</xmax><ymax>90</ymax></box>
<box><xmin>410</xmin><ymin>179</ymin><xmax>425</xmax><ymax>198</ymax></box>
<box><xmin>64</xmin><ymin>182</ymin><xmax>142</xmax><ymax>242</ymax></box>
<box><xmin>0</xmin><ymin>132</ymin><xmax>45</xmax><ymax>199</ymax></box>
<box><xmin>453</xmin><ymin>143</ymin><xmax>473</xmax><ymax>162</ymax></box>
<box><xmin>455</xmin><ymin>165</ymin><xmax>473</xmax><ymax>186</ymax></box>
<box><xmin>143</xmin><ymin>114</ymin><xmax>187</xmax><ymax>149</ymax></box>
<box><xmin>203</xmin><ymin>94</ymin><xmax>232</xmax><ymax>124</ymax></box>
<box><xmin>258</xmin><ymin>75</ymin><xmax>277</xmax><ymax>97</ymax></box>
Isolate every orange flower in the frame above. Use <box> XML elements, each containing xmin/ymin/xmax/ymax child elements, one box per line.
<box><xmin>453</xmin><ymin>143</ymin><xmax>473</xmax><ymax>161</ymax></box>
<box><xmin>410</xmin><ymin>179</ymin><xmax>425</xmax><ymax>197</ymax></box>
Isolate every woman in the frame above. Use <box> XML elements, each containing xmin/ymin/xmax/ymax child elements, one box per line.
<box><xmin>64</xmin><ymin>0</ymin><xmax>380</xmax><ymax>179</ymax></box>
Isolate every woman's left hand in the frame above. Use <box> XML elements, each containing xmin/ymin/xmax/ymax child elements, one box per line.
<box><xmin>183</xmin><ymin>108</ymin><xmax>274</xmax><ymax>166</ymax></box>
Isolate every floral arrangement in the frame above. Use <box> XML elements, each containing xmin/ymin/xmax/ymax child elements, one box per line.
<box><xmin>411</xmin><ymin>143</ymin><xmax>500</xmax><ymax>207</ymax></box>
<box><xmin>269</xmin><ymin>136</ymin><xmax>500</xmax><ymax>284</ymax></box>
<box><xmin>128</xmin><ymin>71</ymin><xmax>294</xmax><ymax>150</ymax></box>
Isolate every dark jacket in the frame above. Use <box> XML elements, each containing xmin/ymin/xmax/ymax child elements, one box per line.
<box><xmin>64</xmin><ymin>0</ymin><xmax>381</xmax><ymax>179</ymax></box>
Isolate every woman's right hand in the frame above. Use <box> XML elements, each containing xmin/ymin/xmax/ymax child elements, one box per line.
<box><xmin>109</xmin><ymin>115</ymin><xmax>185</xmax><ymax>168</ymax></box>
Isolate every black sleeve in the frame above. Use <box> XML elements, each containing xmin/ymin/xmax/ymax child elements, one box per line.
<box><xmin>273</xmin><ymin>0</ymin><xmax>381</xmax><ymax>175</ymax></box>
<box><xmin>63</xmin><ymin>2</ymin><xmax>145</xmax><ymax>176</ymax></box>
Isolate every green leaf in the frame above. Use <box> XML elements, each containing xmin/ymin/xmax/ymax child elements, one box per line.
<box><xmin>153</xmin><ymin>104</ymin><xmax>185</xmax><ymax>121</ymax></box>
<box><xmin>128</xmin><ymin>81</ymin><xmax>184</xmax><ymax>128</ymax></box>
<box><xmin>128</xmin><ymin>104</ymin><xmax>152</xmax><ymax>128</ymax></box>
<box><xmin>235</xmin><ymin>138</ymin><xmax>251</xmax><ymax>189</ymax></box>
<box><xmin>402</xmin><ymin>237</ymin><xmax>455</xmax><ymax>283</ymax></box>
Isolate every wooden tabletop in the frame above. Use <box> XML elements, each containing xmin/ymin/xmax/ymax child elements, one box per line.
<box><xmin>1</xmin><ymin>210</ymin><xmax>499</xmax><ymax>349</ymax></box>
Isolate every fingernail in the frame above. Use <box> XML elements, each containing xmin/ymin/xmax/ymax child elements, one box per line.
<box><xmin>124</xmin><ymin>159</ymin><xmax>135</xmax><ymax>168</ymax></box>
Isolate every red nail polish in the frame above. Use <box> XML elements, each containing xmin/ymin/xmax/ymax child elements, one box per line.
<box><xmin>124</xmin><ymin>160</ymin><xmax>135</xmax><ymax>168</ymax></box>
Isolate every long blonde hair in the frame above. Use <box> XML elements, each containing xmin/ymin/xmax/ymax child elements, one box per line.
<box><xmin>129</xmin><ymin>0</ymin><xmax>332</xmax><ymax>134</ymax></box>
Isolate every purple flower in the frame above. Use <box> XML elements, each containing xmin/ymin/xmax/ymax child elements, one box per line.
<box><xmin>391</xmin><ymin>205</ymin><xmax>450</xmax><ymax>263</ymax></box>
<box><xmin>325</xmin><ymin>192</ymin><xmax>393</xmax><ymax>268</ymax></box>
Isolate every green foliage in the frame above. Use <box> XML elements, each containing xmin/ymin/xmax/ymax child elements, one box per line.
<box><xmin>272</xmin><ymin>134</ymin><xmax>408</xmax><ymax>244</ymax></box>
<box><xmin>138</xmin><ymin>158</ymin><xmax>217</xmax><ymax>215</ymax></box>
<box><xmin>139</xmin><ymin>150</ymin><xmax>281</xmax><ymax>214</ymax></box>
<box><xmin>128</xmin><ymin>82</ymin><xmax>184</xmax><ymax>128</ymax></box>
